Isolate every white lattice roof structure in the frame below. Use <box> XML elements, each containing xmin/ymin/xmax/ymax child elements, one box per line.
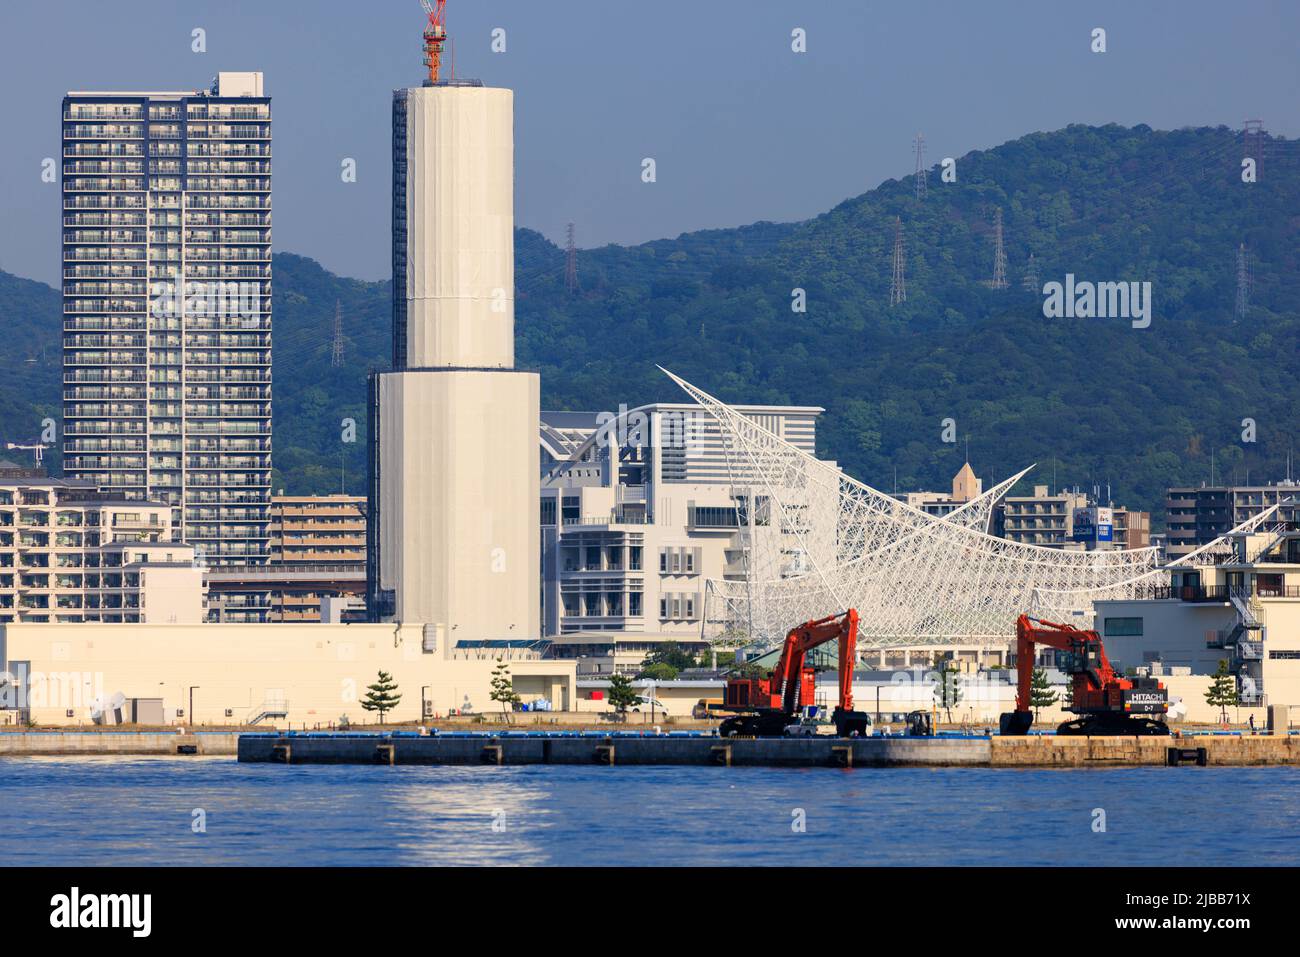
<box><xmin>662</xmin><ymin>368</ymin><xmax>1171</xmax><ymax>649</ymax></box>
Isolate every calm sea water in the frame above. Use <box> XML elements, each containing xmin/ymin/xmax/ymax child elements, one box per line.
<box><xmin>4</xmin><ymin>757</ymin><xmax>1297</xmax><ymax>866</ymax></box>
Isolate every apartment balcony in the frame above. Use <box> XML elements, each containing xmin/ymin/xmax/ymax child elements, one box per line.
<box><xmin>64</xmin><ymin>109</ymin><xmax>144</xmax><ymax>121</ymax></box>
<box><xmin>1140</xmin><ymin>584</ymin><xmax>1300</xmax><ymax>601</ymax></box>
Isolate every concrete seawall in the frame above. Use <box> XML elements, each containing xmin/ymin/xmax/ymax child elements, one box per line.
<box><xmin>0</xmin><ymin>732</ymin><xmax>239</xmax><ymax>756</ymax></box>
<box><xmin>236</xmin><ymin>732</ymin><xmax>1300</xmax><ymax>768</ymax></box>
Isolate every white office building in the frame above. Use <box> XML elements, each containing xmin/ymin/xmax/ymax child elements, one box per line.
<box><xmin>539</xmin><ymin>402</ymin><xmax>824</xmax><ymax>673</ymax></box>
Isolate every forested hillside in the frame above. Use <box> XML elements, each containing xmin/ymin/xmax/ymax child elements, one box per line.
<box><xmin>3</xmin><ymin>123</ymin><xmax>1297</xmax><ymax>522</ymax></box>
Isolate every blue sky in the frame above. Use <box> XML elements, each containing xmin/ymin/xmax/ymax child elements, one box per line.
<box><xmin>1</xmin><ymin>0</ymin><xmax>1296</xmax><ymax>285</ymax></box>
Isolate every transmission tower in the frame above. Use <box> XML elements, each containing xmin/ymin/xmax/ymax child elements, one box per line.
<box><xmin>1235</xmin><ymin>243</ymin><xmax>1252</xmax><ymax>321</ymax></box>
<box><xmin>564</xmin><ymin>222</ymin><xmax>578</xmax><ymax>294</ymax></box>
<box><xmin>330</xmin><ymin>299</ymin><xmax>344</xmax><ymax>367</ymax></box>
<box><xmin>1243</xmin><ymin>118</ymin><xmax>1265</xmax><ymax>175</ymax></box>
<box><xmin>889</xmin><ymin>217</ymin><xmax>906</xmax><ymax>305</ymax></box>
<box><xmin>1022</xmin><ymin>252</ymin><xmax>1039</xmax><ymax>292</ymax></box>
<box><xmin>988</xmin><ymin>207</ymin><xmax>1008</xmax><ymax>289</ymax></box>
<box><xmin>912</xmin><ymin>132</ymin><xmax>927</xmax><ymax>200</ymax></box>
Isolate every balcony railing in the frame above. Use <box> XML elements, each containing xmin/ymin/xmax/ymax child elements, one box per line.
<box><xmin>1139</xmin><ymin>584</ymin><xmax>1300</xmax><ymax>601</ymax></box>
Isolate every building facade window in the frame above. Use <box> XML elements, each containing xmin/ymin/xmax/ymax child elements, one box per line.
<box><xmin>1103</xmin><ymin>617</ymin><xmax>1143</xmax><ymax>637</ymax></box>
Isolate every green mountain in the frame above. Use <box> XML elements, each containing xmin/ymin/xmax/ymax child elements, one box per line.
<box><xmin>2</xmin><ymin>123</ymin><xmax>1297</xmax><ymax>524</ymax></box>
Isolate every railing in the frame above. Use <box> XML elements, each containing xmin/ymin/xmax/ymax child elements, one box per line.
<box><xmin>562</xmin><ymin>513</ymin><xmax>650</xmax><ymax>526</ymax></box>
<box><xmin>1137</xmin><ymin>584</ymin><xmax>1300</xmax><ymax>601</ymax></box>
<box><xmin>246</xmin><ymin>700</ymin><xmax>288</xmax><ymax>726</ymax></box>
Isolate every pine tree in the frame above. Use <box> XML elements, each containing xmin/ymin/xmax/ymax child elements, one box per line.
<box><xmin>932</xmin><ymin>654</ymin><xmax>962</xmax><ymax>723</ymax></box>
<box><xmin>1060</xmin><ymin>675</ymin><xmax>1075</xmax><ymax>710</ymax></box>
<box><xmin>489</xmin><ymin>660</ymin><xmax>521</xmax><ymax>723</ymax></box>
<box><xmin>1029</xmin><ymin>666</ymin><xmax>1058</xmax><ymax>718</ymax></box>
<box><xmin>606</xmin><ymin>673</ymin><xmax>639</xmax><ymax>720</ymax></box>
<box><xmin>360</xmin><ymin>671</ymin><xmax>402</xmax><ymax>724</ymax></box>
<box><xmin>1205</xmin><ymin>659</ymin><xmax>1238</xmax><ymax>723</ymax></box>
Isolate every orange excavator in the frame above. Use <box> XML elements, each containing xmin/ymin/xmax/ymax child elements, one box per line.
<box><xmin>1000</xmin><ymin>613</ymin><xmax>1170</xmax><ymax>736</ymax></box>
<box><xmin>719</xmin><ymin>609</ymin><xmax>872</xmax><ymax>737</ymax></box>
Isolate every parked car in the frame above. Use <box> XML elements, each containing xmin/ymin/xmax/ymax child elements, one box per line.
<box><xmin>692</xmin><ymin>698</ymin><xmax>723</xmax><ymax>719</ymax></box>
<box><xmin>630</xmin><ymin>696</ymin><xmax>670</xmax><ymax>715</ymax></box>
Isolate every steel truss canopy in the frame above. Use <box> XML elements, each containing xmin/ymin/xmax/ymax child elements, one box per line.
<box><xmin>660</xmin><ymin>368</ymin><xmax>1224</xmax><ymax>650</ymax></box>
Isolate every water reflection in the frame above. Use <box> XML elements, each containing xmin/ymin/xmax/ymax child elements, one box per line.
<box><xmin>1</xmin><ymin>758</ymin><xmax>1297</xmax><ymax>866</ymax></box>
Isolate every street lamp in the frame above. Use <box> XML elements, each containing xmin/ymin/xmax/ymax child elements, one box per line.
<box><xmin>189</xmin><ymin>686</ymin><xmax>199</xmax><ymax>728</ymax></box>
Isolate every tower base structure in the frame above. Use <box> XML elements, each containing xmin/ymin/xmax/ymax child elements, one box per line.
<box><xmin>368</xmin><ymin>368</ymin><xmax>540</xmax><ymax>649</ymax></box>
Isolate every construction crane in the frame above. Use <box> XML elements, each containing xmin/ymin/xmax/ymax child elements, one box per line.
<box><xmin>718</xmin><ymin>609</ymin><xmax>873</xmax><ymax>738</ymax></box>
<box><xmin>421</xmin><ymin>0</ymin><xmax>449</xmax><ymax>85</ymax></box>
<box><xmin>6</xmin><ymin>441</ymin><xmax>49</xmax><ymax>467</ymax></box>
<box><xmin>1000</xmin><ymin>614</ymin><xmax>1170</xmax><ymax>736</ymax></box>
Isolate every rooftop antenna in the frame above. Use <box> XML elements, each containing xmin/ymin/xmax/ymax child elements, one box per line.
<box><xmin>421</xmin><ymin>0</ymin><xmax>449</xmax><ymax>84</ymax></box>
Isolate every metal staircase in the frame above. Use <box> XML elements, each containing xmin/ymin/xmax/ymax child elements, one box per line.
<box><xmin>1228</xmin><ymin>594</ymin><xmax>1265</xmax><ymax>706</ymax></box>
<box><xmin>247</xmin><ymin>699</ymin><xmax>289</xmax><ymax>726</ymax></box>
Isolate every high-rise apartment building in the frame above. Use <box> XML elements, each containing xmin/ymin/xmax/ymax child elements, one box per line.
<box><xmin>1165</xmin><ymin>483</ymin><xmax>1300</xmax><ymax>561</ymax></box>
<box><xmin>61</xmin><ymin>72</ymin><xmax>272</xmax><ymax>567</ymax></box>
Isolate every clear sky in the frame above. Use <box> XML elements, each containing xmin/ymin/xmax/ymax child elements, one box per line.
<box><xmin>1</xmin><ymin>0</ymin><xmax>1296</xmax><ymax>286</ymax></box>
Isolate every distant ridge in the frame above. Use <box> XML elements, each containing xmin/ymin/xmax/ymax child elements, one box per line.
<box><xmin>2</xmin><ymin>123</ymin><xmax>1297</xmax><ymax>521</ymax></box>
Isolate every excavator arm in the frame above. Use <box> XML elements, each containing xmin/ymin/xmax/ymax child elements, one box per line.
<box><xmin>719</xmin><ymin>608</ymin><xmax>870</xmax><ymax>737</ymax></box>
<box><xmin>770</xmin><ymin>608</ymin><xmax>860</xmax><ymax>715</ymax></box>
<box><xmin>1013</xmin><ymin>613</ymin><xmax>1121</xmax><ymax>712</ymax></box>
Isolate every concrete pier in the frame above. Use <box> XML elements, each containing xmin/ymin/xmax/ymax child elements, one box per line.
<box><xmin>236</xmin><ymin>731</ymin><xmax>1300</xmax><ymax>768</ymax></box>
<box><xmin>0</xmin><ymin>732</ymin><xmax>239</xmax><ymax>756</ymax></box>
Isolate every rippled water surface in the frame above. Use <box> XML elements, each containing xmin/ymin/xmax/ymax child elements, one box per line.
<box><xmin>3</xmin><ymin>757</ymin><xmax>1296</xmax><ymax>866</ymax></box>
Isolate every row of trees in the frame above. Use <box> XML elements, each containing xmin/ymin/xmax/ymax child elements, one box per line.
<box><xmin>352</xmin><ymin>654</ymin><xmax>1245</xmax><ymax>725</ymax></box>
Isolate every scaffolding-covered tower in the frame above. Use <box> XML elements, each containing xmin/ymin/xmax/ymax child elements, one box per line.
<box><xmin>368</xmin><ymin>69</ymin><xmax>540</xmax><ymax>650</ymax></box>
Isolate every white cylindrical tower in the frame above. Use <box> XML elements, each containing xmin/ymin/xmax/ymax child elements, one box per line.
<box><xmin>400</xmin><ymin>84</ymin><xmax>514</xmax><ymax>369</ymax></box>
<box><xmin>373</xmin><ymin>79</ymin><xmax>540</xmax><ymax>645</ymax></box>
